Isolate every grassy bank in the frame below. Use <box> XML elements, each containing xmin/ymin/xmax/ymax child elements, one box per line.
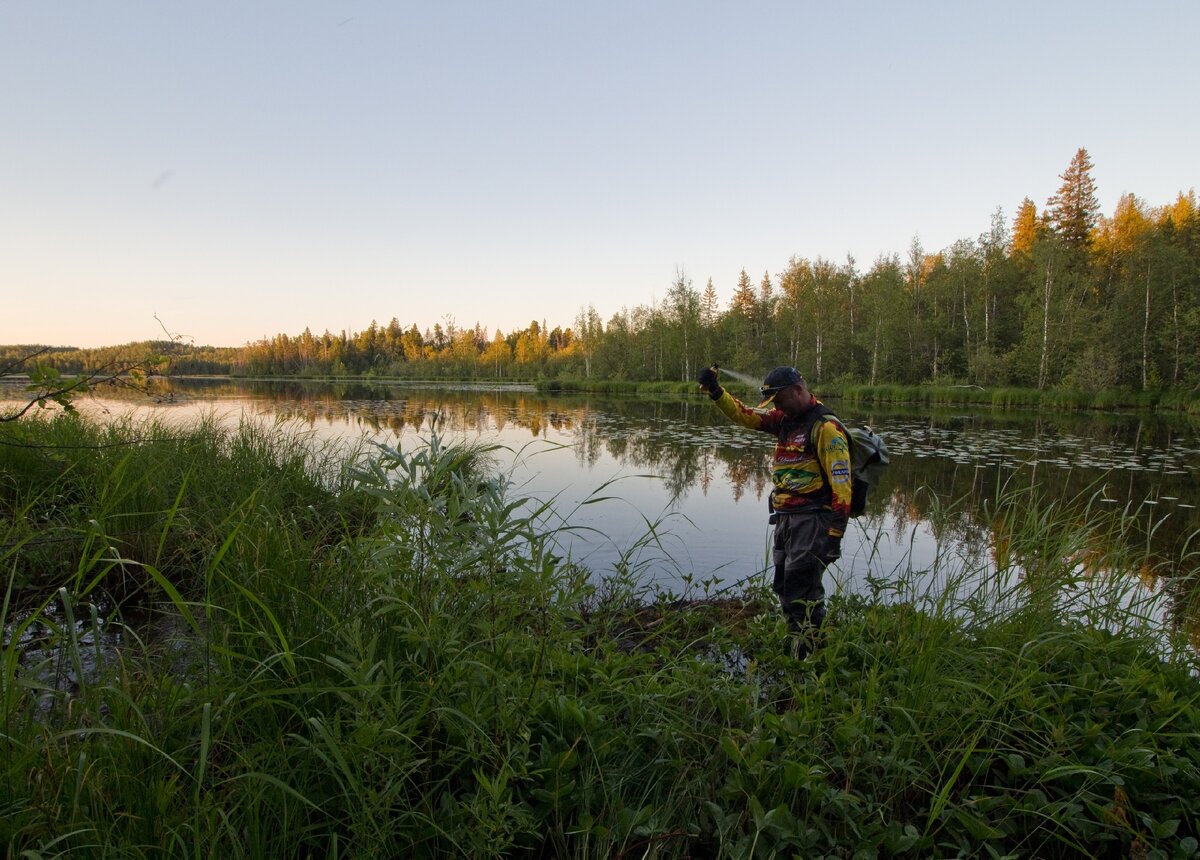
<box><xmin>2</xmin><ymin>415</ymin><xmax>1199</xmax><ymax>858</ymax></box>
<box><xmin>826</xmin><ymin>383</ymin><xmax>1200</xmax><ymax>415</ymax></box>
<box><xmin>536</xmin><ymin>378</ymin><xmax>759</xmax><ymax>399</ymax></box>
<box><xmin>18</xmin><ymin>370</ymin><xmax>1198</xmax><ymax>416</ymax></box>
<box><xmin>537</xmin><ymin>377</ymin><xmax>1200</xmax><ymax>414</ymax></box>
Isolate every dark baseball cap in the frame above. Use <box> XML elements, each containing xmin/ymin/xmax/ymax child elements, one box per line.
<box><xmin>758</xmin><ymin>366</ymin><xmax>805</xmax><ymax>407</ymax></box>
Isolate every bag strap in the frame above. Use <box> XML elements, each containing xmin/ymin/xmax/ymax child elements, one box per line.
<box><xmin>791</xmin><ymin>405</ymin><xmax>848</xmax><ymax>499</ymax></box>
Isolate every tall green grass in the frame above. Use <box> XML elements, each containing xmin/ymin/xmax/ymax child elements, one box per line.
<box><xmin>0</xmin><ymin>412</ymin><xmax>372</xmax><ymax>602</ymax></box>
<box><xmin>2</xmin><ymin>413</ymin><xmax>1198</xmax><ymax>857</ymax></box>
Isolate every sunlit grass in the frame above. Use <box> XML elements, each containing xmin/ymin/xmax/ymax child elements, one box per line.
<box><xmin>2</xmin><ymin>413</ymin><xmax>1199</xmax><ymax>857</ymax></box>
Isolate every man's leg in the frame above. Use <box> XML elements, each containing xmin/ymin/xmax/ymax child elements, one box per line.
<box><xmin>771</xmin><ymin>512</ymin><xmax>829</xmax><ymax>657</ymax></box>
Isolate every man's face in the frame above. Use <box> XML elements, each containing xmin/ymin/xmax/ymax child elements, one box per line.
<box><xmin>773</xmin><ymin>383</ymin><xmax>811</xmax><ymax>417</ymax></box>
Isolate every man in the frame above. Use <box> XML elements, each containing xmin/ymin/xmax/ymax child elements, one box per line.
<box><xmin>697</xmin><ymin>365</ymin><xmax>851</xmax><ymax>658</ymax></box>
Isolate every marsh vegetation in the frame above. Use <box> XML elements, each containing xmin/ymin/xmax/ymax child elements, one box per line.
<box><xmin>2</xmin><ymin>411</ymin><xmax>1199</xmax><ymax>857</ymax></box>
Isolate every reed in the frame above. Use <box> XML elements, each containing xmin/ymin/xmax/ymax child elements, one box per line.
<box><xmin>2</xmin><ymin>414</ymin><xmax>1198</xmax><ymax>857</ymax></box>
<box><xmin>0</xmin><ymin>412</ymin><xmax>373</xmax><ymax>603</ymax></box>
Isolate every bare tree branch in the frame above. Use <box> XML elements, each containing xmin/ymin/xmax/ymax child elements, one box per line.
<box><xmin>0</xmin><ymin>345</ymin><xmax>53</xmax><ymax>378</ymax></box>
<box><xmin>1</xmin><ymin>348</ymin><xmax>167</xmax><ymax>423</ymax></box>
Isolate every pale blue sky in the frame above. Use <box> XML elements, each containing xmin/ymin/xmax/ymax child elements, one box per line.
<box><xmin>2</xmin><ymin>2</ymin><xmax>1195</xmax><ymax>348</ymax></box>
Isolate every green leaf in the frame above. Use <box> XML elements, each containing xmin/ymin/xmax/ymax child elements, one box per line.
<box><xmin>1144</xmin><ymin>816</ymin><xmax>1179</xmax><ymax>839</ymax></box>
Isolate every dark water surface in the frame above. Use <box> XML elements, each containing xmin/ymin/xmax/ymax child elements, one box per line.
<box><xmin>8</xmin><ymin>377</ymin><xmax>1200</xmax><ymax>636</ymax></box>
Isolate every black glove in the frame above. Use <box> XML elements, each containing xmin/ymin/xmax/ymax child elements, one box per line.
<box><xmin>697</xmin><ymin>365</ymin><xmax>723</xmax><ymax>400</ymax></box>
<box><xmin>821</xmin><ymin>534</ymin><xmax>842</xmax><ymax>564</ymax></box>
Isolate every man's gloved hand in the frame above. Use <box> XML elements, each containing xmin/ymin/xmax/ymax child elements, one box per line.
<box><xmin>821</xmin><ymin>534</ymin><xmax>842</xmax><ymax>564</ymax></box>
<box><xmin>697</xmin><ymin>365</ymin><xmax>723</xmax><ymax>400</ymax></box>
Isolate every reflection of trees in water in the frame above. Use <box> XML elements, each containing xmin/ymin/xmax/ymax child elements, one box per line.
<box><xmin>869</xmin><ymin>408</ymin><xmax>1200</xmax><ymax>553</ymax></box>
<box><xmin>868</xmin><ymin>411</ymin><xmax>1199</xmax><ymax>642</ymax></box>
<box><xmin>252</xmin><ymin>386</ymin><xmax>1197</xmax><ymax>568</ymax></box>
<box><xmin>266</xmin><ymin>391</ymin><xmax>582</xmax><ymax>442</ymax></box>
<box><xmin>161</xmin><ymin>381</ymin><xmax>1199</xmax><ymax>626</ymax></box>
<box><xmin>563</xmin><ymin>401</ymin><xmax>776</xmax><ymax>503</ymax></box>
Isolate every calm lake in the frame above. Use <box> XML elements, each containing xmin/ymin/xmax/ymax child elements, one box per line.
<box><xmin>7</xmin><ymin>376</ymin><xmax>1200</xmax><ymax>635</ymax></box>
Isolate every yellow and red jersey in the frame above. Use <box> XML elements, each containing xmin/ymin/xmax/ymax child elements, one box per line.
<box><xmin>713</xmin><ymin>391</ymin><xmax>852</xmax><ymax>537</ymax></box>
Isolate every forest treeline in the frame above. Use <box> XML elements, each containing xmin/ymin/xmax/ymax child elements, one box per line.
<box><xmin>6</xmin><ymin>149</ymin><xmax>1199</xmax><ymax>393</ymax></box>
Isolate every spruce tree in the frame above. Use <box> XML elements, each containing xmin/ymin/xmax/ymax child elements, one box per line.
<box><xmin>700</xmin><ymin>278</ymin><xmax>719</xmax><ymax>329</ymax></box>
<box><xmin>1046</xmin><ymin>147</ymin><xmax>1101</xmax><ymax>249</ymax></box>
<box><xmin>730</xmin><ymin>269</ymin><xmax>756</xmax><ymax>317</ymax></box>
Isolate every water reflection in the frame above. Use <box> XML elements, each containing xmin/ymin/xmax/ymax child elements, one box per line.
<box><xmin>5</xmin><ymin>378</ymin><xmax>1198</xmax><ymax>641</ymax></box>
